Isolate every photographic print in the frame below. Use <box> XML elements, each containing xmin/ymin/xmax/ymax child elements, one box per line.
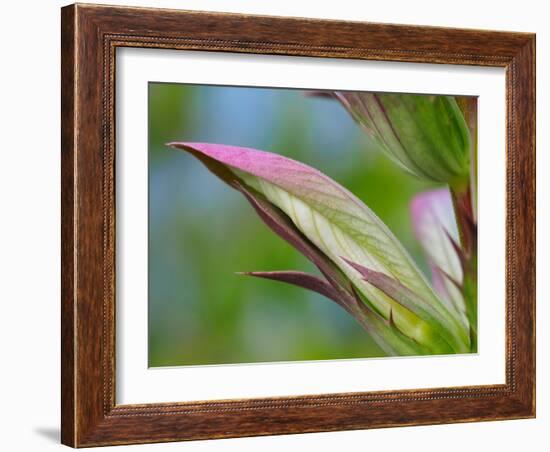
<box><xmin>148</xmin><ymin>84</ymin><xmax>478</xmax><ymax>367</ymax></box>
<box><xmin>62</xmin><ymin>6</ymin><xmax>536</xmax><ymax>445</ymax></box>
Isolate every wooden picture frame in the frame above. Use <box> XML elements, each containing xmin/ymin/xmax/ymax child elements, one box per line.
<box><xmin>61</xmin><ymin>3</ymin><xmax>536</xmax><ymax>447</ymax></box>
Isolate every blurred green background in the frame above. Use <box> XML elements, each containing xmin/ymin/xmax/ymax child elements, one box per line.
<box><xmin>148</xmin><ymin>83</ymin><xmax>438</xmax><ymax>367</ymax></box>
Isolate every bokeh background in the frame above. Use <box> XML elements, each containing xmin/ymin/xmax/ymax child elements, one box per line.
<box><xmin>148</xmin><ymin>83</ymin><xmax>439</xmax><ymax>367</ymax></box>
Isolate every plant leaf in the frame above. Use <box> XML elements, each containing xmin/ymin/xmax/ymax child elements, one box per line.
<box><xmin>349</xmin><ymin>287</ymin><xmax>431</xmax><ymax>356</ymax></box>
<box><xmin>234</xmin><ymin>187</ymin><xmax>429</xmax><ymax>356</ymax></box>
<box><xmin>332</xmin><ymin>92</ymin><xmax>471</xmax><ymax>186</ymax></box>
<box><xmin>343</xmin><ymin>258</ymin><xmax>446</xmax><ymax>321</ymax></box>
<box><xmin>410</xmin><ymin>188</ymin><xmax>466</xmax><ymax>316</ymax></box>
<box><xmin>233</xmin><ymin>181</ymin><xmax>356</xmax><ymax>312</ymax></box>
<box><xmin>342</xmin><ymin>258</ymin><xmax>459</xmax><ymax>354</ymax></box>
<box><xmin>243</xmin><ymin>270</ymin><xmax>429</xmax><ymax>356</ymax></box>
<box><xmin>456</xmin><ymin>96</ymin><xmax>478</xmax><ymax>221</ymax></box>
<box><xmin>242</xmin><ymin>270</ymin><xmax>348</xmax><ymax>311</ymax></box>
<box><xmin>168</xmin><ymin>142</ymin><xmax>470</xmax><ymax>353</ymax></box>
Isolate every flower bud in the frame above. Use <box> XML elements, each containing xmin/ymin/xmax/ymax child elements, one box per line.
<box><xmin>335</xmin><ymin>92</ymin><xmax>471</xmax><ymax>187</ymax></box>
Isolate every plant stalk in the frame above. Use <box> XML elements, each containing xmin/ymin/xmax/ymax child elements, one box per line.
<box><xmin>451</xmin><ymin>185</ymin><xmax>478</xmax><ymax>352</ymax></box>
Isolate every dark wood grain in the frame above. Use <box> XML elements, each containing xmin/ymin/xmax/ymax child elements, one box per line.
<box><xmin>61</xmin><ymin>3</ymin><xmax>536</xmax><ymax>447</ymax></box>
<box><xmin>60</xmin><ymin>5</ymin><xmax>76</xmax><ymax>446</ymax></box>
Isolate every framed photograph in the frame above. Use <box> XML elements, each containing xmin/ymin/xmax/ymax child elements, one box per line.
<box><xmin>61</xmin><ymin>3</ymin><xmax>536</xmax><ymax>447</ymax></box>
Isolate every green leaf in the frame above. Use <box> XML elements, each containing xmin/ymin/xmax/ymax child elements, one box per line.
<box><xmin>333</xmin><ymin>92</ymin><xmax>472</xmax><ymax>186</ymax></box>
